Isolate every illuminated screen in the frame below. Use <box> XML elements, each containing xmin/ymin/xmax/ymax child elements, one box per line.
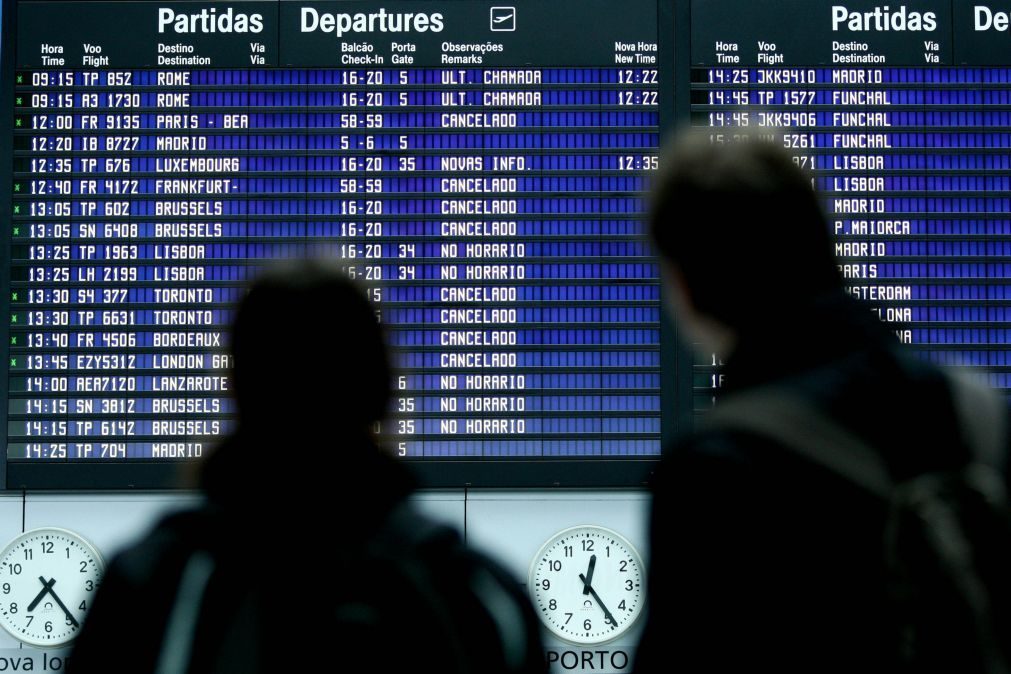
<box><xmin>689</xmin><ymin>0</ymin><xmax>1011</xmax><ymax>416</ymax></box>
<box><xmin>1</xmin><ymin>0</ymin><xmax>674</xmax><ymax>488</ymax></box>
<box><xmin>18</xmin><ymin>0</ymin><xmax>1005</xmax><ymax>489</ymax></box>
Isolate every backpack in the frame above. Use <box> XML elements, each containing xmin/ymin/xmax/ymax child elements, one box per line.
<box><xmin>705</xmin><ymin>368</ymin><xmax>1011</xmax><ymax>674</ymax></box>
<box><xmin>150</xmin><ymin>504</ymin><xmax>541</xmax><ymax>674</ymax></box>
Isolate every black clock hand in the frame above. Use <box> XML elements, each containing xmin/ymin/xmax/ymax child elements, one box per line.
<box><xmin>578</xmin><ymin>573</ymin><xmax>617</xmax><ymax>629</ymax></box>
<box><xmin>581</xmin><ymin>554</ymin><xmax>597</xmax><ymax>595</ymax></box>
<box><xmin>26</xmin><ymin>577</ymin><xmax>56</xmax><ymax>612</ymax></box>
<box><xmin>43</xmin><ymin>582</ymin><xmax>79</xmax><ymax>628</ymax></box>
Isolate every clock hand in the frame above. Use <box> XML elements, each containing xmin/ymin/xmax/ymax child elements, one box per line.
<box><xmin>578</xmin><ymin>573</ymin><xmax>618</xmax><ymax>630</ymax></box>
<box><xmin>43</xmin><ymin>583</ymin><xmax>79</xmax><ymax>628</ymax></box>
<box><xmin>26</xmin><ymin>577</ymin><xmax>56</xmax><ymax>612</ymax></box>
<box><xmin>581</xmin><ymin>554</ymin><xmax>596</xmax><ymax>595</ymax></box>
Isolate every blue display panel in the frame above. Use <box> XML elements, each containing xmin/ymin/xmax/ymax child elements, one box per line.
<box><xmin>690</xmin><ymin>0</ymin><xmax>1011</xmax><ymax>414</ymax></box>
<box><xmin>3</xmin><ymin>0</ymin><xmax>670</xmax><ymax>487</ymax></box>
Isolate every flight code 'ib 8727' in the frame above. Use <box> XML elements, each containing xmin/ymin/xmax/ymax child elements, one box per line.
<box><xmin>9</xmin><ymin>0</ymin><xmax>665</xmax><ymax>465</ymax></box>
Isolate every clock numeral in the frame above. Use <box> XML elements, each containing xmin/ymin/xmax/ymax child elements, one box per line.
<box><xmin>0</xmin><ymin>530</ymin><xmax>104</xmax><ymax>646</ymax></box>
<box><xmin>532</xmin><ymin>527</ymin><xmax>643</xmax><ymax>644</ymax></box>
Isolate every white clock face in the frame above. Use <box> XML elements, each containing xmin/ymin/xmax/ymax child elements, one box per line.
<box><xmin>529</xmin><ymin>525</ymin><xmax>645</xmax><ymax>644</ymax></box>
<box><xmin>0</xmin><ymin>528</ymin><xmax>104</xmax><ymax>647</ymax></box>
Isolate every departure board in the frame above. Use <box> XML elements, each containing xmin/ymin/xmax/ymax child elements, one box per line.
<box><xmin>2</xmin><ymin>0</ymin><xmax>673</xmax><ymax>488</ymax></box>
<box><xmin>689</xmin><ymin>0</ymin><xmax>1011</xmax><ymax>414</ymax></box>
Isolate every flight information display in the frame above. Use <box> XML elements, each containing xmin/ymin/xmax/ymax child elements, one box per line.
<box><xmin>2</xmin><ymin>0</ymin><xmax>671</xmax><ymax>488</ymax></box>
<box><xmin>690</xmin><ymin>0</ymin><xmax>1011</xmax><ymax>413</ymax></box>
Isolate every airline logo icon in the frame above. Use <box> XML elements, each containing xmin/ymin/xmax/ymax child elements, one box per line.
<box><xmin>490</xmin><ymin>7</ymin><xmax>516</xmax><ymax>31</ymax></box>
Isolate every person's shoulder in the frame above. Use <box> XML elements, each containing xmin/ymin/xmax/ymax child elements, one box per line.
<box><xmin>371</xmin><ymin>501</ymin><xmax>459</xmax><ymax>553</ymax></box>
<box><xmin>374</xmin><ymin>504</ymin><xmax>510</xmax><ymax>587</ymax></box>
<box><xmin>68</xmin><ymin>507</ymin><xmax>217</xmax><ymax>673</ymax></box>
<box><xmin>103</xmin><ymin>505</ymin><xmax>219</xmax><ymax>586</ymax></box>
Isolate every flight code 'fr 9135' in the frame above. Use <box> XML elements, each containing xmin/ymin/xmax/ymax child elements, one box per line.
<box><xmin>7</xmin><ymin>1</ymin><xmax>996</xmax><ymax>468</ymax></box>
<box><xmin>9</xmin><ymin>0</ymin><xmax>666</xmax><ymax>467</ymax></box>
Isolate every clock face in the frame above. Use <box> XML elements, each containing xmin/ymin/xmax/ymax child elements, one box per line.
<box><xmin>529</xmin><ymin>525</ymin><xmax>645</xmax><ymax>645</ymax></box>
<box><xmin>0</xmin><ymin>528</ymin><xmax>104</xmax><ymax>647</ymax></box>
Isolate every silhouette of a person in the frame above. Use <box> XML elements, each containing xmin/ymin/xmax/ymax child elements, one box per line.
<box><xmin>634</xmin><ymin>131</ymin><xmax>1008</xmax><ymax>674</ymax></box>
<box><xmin>70</xmin><ymin>260</ymin><xmax>546</xmax><ymax>674</ymax></box>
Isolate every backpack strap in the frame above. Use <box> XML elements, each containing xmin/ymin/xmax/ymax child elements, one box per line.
<box><xmin>146</xmin><ymin>508</ymin><xmax>229</xmax><ymax>674</ymax></box>
<box><xmin>945</xmin><ymin>368</ymin><xmax>1008</xmax><ymax>473</ymax></box>
<box><xmin>153</xmin><ymin>550</ymin><xmax>216</xmax><ymax>674</ymax></box>
<box><xmin>465</xmin><ymin>565</ymin><xmax>530</xmax><ymax>672</ymax></box>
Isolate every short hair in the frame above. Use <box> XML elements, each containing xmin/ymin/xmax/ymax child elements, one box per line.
<box><xmin>230</xmin><ymin>259</ymin><xmax>390</xmax><ymax>432</ymax></box>
<box><xmin>649</xmin><ymin>129</ymin><xmax>841</xmax><ymax>327</ymax></box>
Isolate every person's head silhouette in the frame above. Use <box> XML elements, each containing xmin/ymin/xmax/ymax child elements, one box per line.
<box><xmin>229</xmin><ymin>259</ymin><xmax>390</xmax><ymax>444</ymax></box>
<box><xmin>649</xmin><ymin>129</ymin><xmax>841</xmax><ymax>353</ymax></box>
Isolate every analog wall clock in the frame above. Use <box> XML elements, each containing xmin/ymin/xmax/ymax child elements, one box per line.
<box><xmin>0</xmin><ymin>528</ymin><xmax>104</xmax><ymax>646</ymax></box>
<box><xmin>529</xmin><ymin>525</ymin><xmax>645</xmax><ymax>644</ymax></box>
